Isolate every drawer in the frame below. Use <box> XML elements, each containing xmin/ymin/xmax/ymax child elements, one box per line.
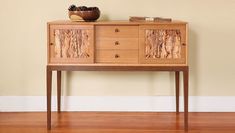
<box><xmin>96</xmin><ymin>26</ymin><xmax>139</xmax><ymax>38</ymax></box>
<box><xmin>95</xmin><ymin>50</ymin><xmax>138</xmax><ymax>63</ymax></box>
<box><xmin>96</xmin><ymin>38</ymin><xmax>139</xmax><ymax>50</ymax></box>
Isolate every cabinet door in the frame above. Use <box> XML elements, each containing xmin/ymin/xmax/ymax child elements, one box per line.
<box><xmin>139</xmin><ymin>24</ymin><xmax>187</xmax><ymax>65</ymax></box>
<box><xmin>48</xmin><ymin>25</ymin><xmax>94</xmax><ymax>64</ymax></box>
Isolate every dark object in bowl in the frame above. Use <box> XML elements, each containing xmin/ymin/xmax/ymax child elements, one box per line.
<box><xmin>68</xmin><ymin>4</ymin><xmax>77</xmax><ymax>11</ymax></box>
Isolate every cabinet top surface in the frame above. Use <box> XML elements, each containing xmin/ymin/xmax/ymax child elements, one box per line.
<box><xmin>47</xmin><ymin>20</ymin><xmax>187</xmax><ymax>25</ymax></box>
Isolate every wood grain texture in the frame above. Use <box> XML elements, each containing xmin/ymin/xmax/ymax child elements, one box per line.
<box><xmin>145</xmin><ymin>29</ymin><xmax>181</xmax><ymax>59</ymax></box>
<box><xmin>1</xmin><ymin>112</ymin><xmax>235</xmax><ymax>133</ymax></box>
<box><xmin>139</xmin><ymin>24</ymin><xmax>187</xmax><ymax>65</ymax></box>
<box><xmin>54</xmin><ymin>29</ymin><xmax>90</xmax><ymax>58</ymax></box>
<box><xmin>48</xmin><ymin>25</ymin><xmax>94</xmax><ymax>64</ymax></box>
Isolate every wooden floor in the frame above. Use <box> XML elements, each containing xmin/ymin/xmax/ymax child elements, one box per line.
<box><xmin>0</xmin><ymin>112</ymin><xmax>235</xmax><ymax>133</ymax></box>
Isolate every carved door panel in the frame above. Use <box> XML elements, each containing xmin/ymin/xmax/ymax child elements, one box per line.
<box><xmin>139</xmin><ymin>24</ymin><xmax>187</xmax><ymax>65</ymax></box>
<box><xmin>48</xmin><ymin>25</ymin><xmax>94</xmax><ymax>64</ymax></box>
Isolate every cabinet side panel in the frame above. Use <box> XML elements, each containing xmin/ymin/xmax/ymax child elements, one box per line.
<box><xmin>47</xmin><ymin>23</ymin><xmax>50</xmax><ymax>64</ymax></box>
<box><xmin>185</xmin><ymin>23</ymin><xmax>188</xmax><ymax>66</ymax></box>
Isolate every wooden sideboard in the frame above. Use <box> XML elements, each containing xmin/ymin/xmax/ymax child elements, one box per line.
<box><xmin>47</xmin><ymin>20</ymin><xmax>189</xmax><ymax>130</ymax></box>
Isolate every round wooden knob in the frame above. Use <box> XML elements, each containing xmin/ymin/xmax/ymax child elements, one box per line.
<box><xmin>182</xmin><ymin>43</ymin><xmax>186</xmax><ymax>46</ymax></box>
<box><xmin>50</xmin><ymin>43</ymin><xmax>53</xmax><ymax>45</ymax></box>
<box><xmin>115</xmin><ymin>28</ymin><xmax>119</xmax><ymax>32</ymax></box>
<box><xmin>115</xmin><ymin>41</ymin><xmax>119</xmax><ymax>45</ymax></box>
<box><xmin>115</xmin><ymin>54</ymin><xmax>119</xmax><ymax>58</ymax></box>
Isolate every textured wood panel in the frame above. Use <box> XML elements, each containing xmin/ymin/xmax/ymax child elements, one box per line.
<box><xmin>48</xmin><ymin>25</ymin><xmax>94</xmax><ymax>64</ymax></box>
<box><xmin>145</xmin><ymin>29</ymin><xmax>181</xmax><ymax>59</ymax></box>
<box><xmin>139</xmin><ymin>24</ymin><xmax>187</xmax><ymax>65</ymax></box>
<box><xmin>54</xmin><ymin>29</ymin><xmax>90</xmax><ymax>58</ymax></box>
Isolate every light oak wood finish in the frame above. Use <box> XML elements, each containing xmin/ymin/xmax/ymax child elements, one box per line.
<box><xmin>96</xmin><ymin>26</ymin><xmax>139</xmax><ymax>38</ymax></box>
<box><xmin>95</xmin><ymin>25</ymin><xmax>139</xmax><ymax>64</ymax></box>
<box><xmin>48</xmin><ymin>21</ymin><xmax>188</xmax><ymax>66</ymax></box>
<box><xmin>95</xmin><ymin>50</ymin><xmax>138</xmax><ymax>63</ymax></box>
<box><xmin>96</xmin><ymin>38</ymin><xmax>139</xmax><ymax>50</ymax></box>
<box><xmin>47</xmin><ymin>20</ymin><xmax>189</xmax><ymax>131</ymax></box>
<box><xmin>48</xmin><ymin>20</ymin><xmax>187</xmax><ymax>25</ymax></box>
<box><xmin>1</xmin><ymin>112</ymin><xmax>235</xmax><ymax>133</ymax></box>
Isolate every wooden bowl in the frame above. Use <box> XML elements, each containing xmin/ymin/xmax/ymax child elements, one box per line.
<box><xmin>80</xmin><ymin>10</ymin><xmax>100</xmax><ymax>22</ymax></box>
<box><xmin>69</xmin><ymin>9</ymin><xmax>100</xmax><ymax>22</ymax></box>
<box><xmin>68</xmin><ymin>11</ymin><xmax>83</xmax><ymax>21</ymax></box>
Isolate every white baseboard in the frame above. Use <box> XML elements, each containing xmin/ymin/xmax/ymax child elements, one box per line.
<box><xmin>0</xmin><ymin>96</ymin><xmax>235</xmax><ymax>112</ymax></box>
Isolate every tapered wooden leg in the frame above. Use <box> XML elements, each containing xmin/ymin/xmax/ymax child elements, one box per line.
<box><xmin>47</xmin><ymin>68</ymin><xmax>52</xmax><ymax>130</ymax></box>
<box><xmin>183</xmin><ymin>67</ymin><xmax>189</xmax><ymax>131</ymax></box>
<box><xmin>57</xmin><ymin>71</ymin><xmax>61</xmax><ymax>113</ymax></box>
<box><xmin>175</xmin><ymin>71</ymin><xmax>180</xmax><ymax>114</ymax></box>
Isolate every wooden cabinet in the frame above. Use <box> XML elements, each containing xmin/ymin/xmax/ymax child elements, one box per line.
<box><xmin>46</xmin><ymin>20</ymin><xmax>189</xmax><ymax>131</ymax></box>
<box><xmin>48</xmin><ymin>25</ymin><xmax>94</xmax><ymax>64</ymax></box>
<box><xmin>48</xmin><ymin>21</ymin><xmax>187</xmax><ymax>66</ymax></box>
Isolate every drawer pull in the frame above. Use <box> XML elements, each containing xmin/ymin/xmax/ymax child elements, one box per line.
<box><xmin>115</xmin><ymin>28</ymin><xmax>120</xmax><ymax>32</ymax></box>
<box><xmin>115</xmin><ymin>41</ymin><xmax>120</xmax><ymax>45</ymax></box>
<box><xmin>50</xmin><ymin>43</ymin><xmax>53</xmax><ymax>45</ymax></box>
<box><xmin>182</xmin><ymin>43</ymin><xmax>186</xmax><ymax>46</ymax></box>
<box><xmin>115</xmin><ymin>54</ymin><xmax>120</xmax><ymax>58</ymax></box>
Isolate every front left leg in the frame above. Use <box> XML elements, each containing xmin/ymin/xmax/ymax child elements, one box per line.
<box><xmin>175</xmin><ymin>71</ymin><xmax>180</xmax><ymax>114</ymax></box>
<box><xmin>47</xmin><ymin>68</ymin><xmax>52</xmax><ymax>130</ymax></box>
<box><xmin>57</xmin><ymin>71</ymin><xmax>61</xmax><ymax>113</ymax></box>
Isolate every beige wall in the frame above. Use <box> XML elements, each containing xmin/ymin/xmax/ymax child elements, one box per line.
<box><xmin>0</xmin><ymin>0</ymin><xmax>235</xmax><ymax>96</ymax></box>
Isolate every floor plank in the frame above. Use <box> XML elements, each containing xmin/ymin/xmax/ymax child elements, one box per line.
<box><xmin>0</xmin><ymin>112</ymin><xmax>235</xmax><ymax>133</ymax></box>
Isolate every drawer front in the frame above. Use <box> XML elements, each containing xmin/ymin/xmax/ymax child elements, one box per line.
<box><xmin>96</xmin><ymin>38</ymin><xmax>138</xmax><ymax>50</ymax></box>
<box><xmin>96</xmin><ymin>26</ymin><xmax>139</xmax><ymax>38</ymax></box>
<box><xmin>95</xmin><ymin>50</ymin><xmax>138</xmax><ymax>63</ymax></box>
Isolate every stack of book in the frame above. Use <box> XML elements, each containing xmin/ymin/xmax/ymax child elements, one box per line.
<box><xmin>129</xmin><ymin>16</ymin><xmax>172</xmax><ymax>22</ymax></box>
